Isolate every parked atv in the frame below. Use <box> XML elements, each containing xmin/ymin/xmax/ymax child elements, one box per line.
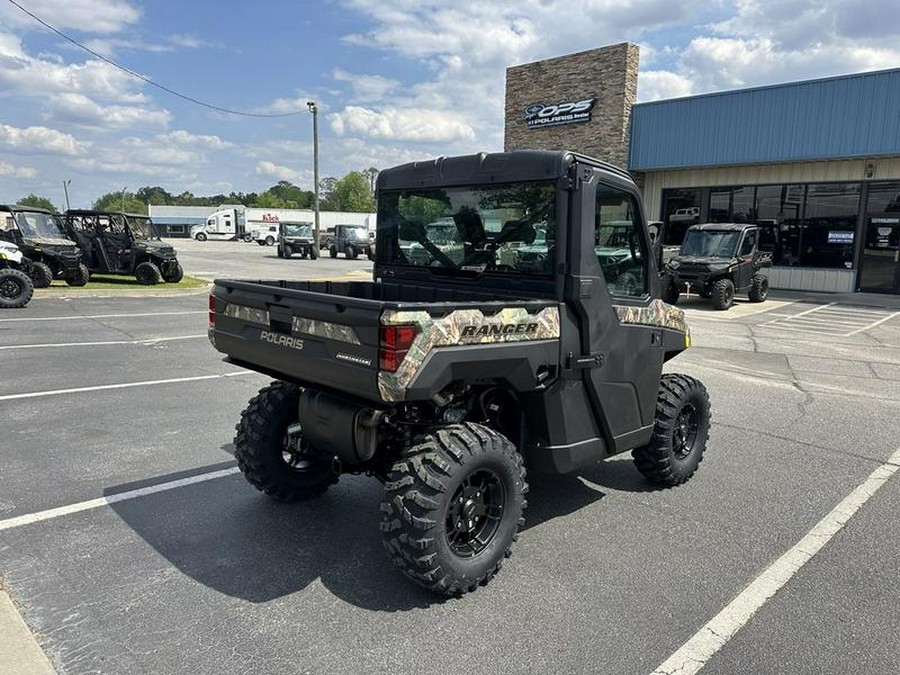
<box><xmin>330</xmin><ymin>224</ymin><xmax>374</xmax><ymax>260</ymax></box>
<box><xmin>0</xmin><ymin>205</ymin><xmax>89</xmax><ymax>288</ymax></box>
<box><xmin>276</xmin><ymin>222</ymin><xmax>319</xmax><ymax>259</ymax></box>
<box><xmin>0</xmin><ymin>241</ymin><xmax>34</xmax><ymax>308</ymax></box>
<box><xmin>62</xmin><ymin>210</ymin><xmax>183</xmax><ymax>285</ymax></box>
<box><xmin>663</xmin><ymin>223</ymin><xmax>774</xmax><ymax>310</ymax></box>
<box><xmin>210</xmin><ymin>150</ymin><xmax>711</xmax><ymax>596</ymax></box>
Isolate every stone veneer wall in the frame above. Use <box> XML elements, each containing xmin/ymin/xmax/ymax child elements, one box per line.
<box><xmin>504</xmin><ymin>43</ymin><xmax>639</xmax><ymax>169</ymax></box>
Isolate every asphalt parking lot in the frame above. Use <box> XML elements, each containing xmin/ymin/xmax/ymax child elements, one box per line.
<box><xmin>1</xmin><ymin>248</ymin><xmax>899</xmax><ymax>675</ymax></box>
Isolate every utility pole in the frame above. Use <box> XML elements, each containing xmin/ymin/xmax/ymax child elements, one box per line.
<box><xmin>121</xmin><ymin>186</ymin><xmax>127</xmax><ymax>215</ymax></box>
<box><xmin>62</xmin><ymin>180</ymin><xmax>71</xmax><ymax>211</ymax></box>
<box><xmin>307</xmin><ymin>101</ymin><xmax>320</xmax><ymax>248</ymax></box>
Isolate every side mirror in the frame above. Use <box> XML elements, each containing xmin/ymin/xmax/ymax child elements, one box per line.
<box><xmin>647</xmin><ymin>221</ymin><xmax>665</xmax><ymax>267</ymax></box>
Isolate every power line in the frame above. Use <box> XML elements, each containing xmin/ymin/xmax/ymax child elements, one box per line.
<box><xmin>6</xmin><ymin>0</ymin><xmax>309</xmax><ymax>118</ymax></box>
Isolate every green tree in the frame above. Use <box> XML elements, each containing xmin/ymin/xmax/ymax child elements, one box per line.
<box><xmin>17</xmin><ymin>194</ymin><xmax>58</xmax><ymax>213</ymax></box>
<box><xmin>329</xmin><ymin>171</ymin><xmax>375</xmax><ymax>212</ymax></box>
<box><xmin>318</xmin><ymin>177</ymin><xmax>338</xmax><ymax>208</ymax></box>
<box><xmin>135</xmin><ymin>186</ymin><xmax>174</xmax><ymax>205</ymax></box>
<box><xmin>93</xmin><ymin>191</ymin><xmax>148</xmax><ymax>214</ymax></box>
<box><xmin>362</xmin><ymin>167</ymin><xmax>379</xmax><ymax>193</ymax></box>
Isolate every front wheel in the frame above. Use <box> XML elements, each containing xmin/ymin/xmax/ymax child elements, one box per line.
<box><xmin>162</xmin><ymin>262</ymin><xmax>184</xmax><ymax>283</ymax></box>
<box><xmin>310</xmin><ymin>245</ymin><xmax>319</xmax><ymax>260</ymax></box>
<box><xmin>135</xmin><ymin>261</ymin><xmax>162</xmax><ymax>285</ymax></box>
<box><xmin>347</xmin><ymin>245</ymin><xmax>358</xmax><ymax>260</ymax></box>
<box><xmin>632</xmin><ymin>374</ymin><xmax>711</xmax><ymax>487</ymax></box>
<box><xmin>710</xmin><ymin>278</ymin><xmax>735</xmax><ymax>310</ymax></box>
<box><xmin>380</xmin><ymin>423</ymin><xmax>527</xmax><ymax>596</ymax></box>
<box><xmin>661</xmin><ymin>274</ymin><xmax>679</xmax><ymax>305</ymax></box>
<box><xmin>0</xmin><ymin>268</ymin><xmax>34</xmax><ymax>308</ymax></box>
<box><xmin>195</xmin><ymin>232</ymin><xmax>208</xmax><ymax>242</ymax></box>
<box><xmin>66</xmin><ymin>263</ymin><xmax>90</xmax><ymax>287</ymax></box>
<box><xmin>329</xmin><ymin>246</ymin><xmax>337</xmax><ymax>259</ymax></box>
<box><xmin>29</xmin><ymin>261</ymin><xmax>53</xmax><ymax>288</ymax></box>
<box><xmin>748</xmin><ymin>274</ymin><xmax>769</xmax><ymax>302</ymax></box>
<box><xmin>234</xmin><ymin>382</ymin><xmax>338</xmax><ymax>502</ymax></box>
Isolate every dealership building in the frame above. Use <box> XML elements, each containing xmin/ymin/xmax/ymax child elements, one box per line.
<box><xmin>505</xmin><ymin>43</ymin><xmax>900</xmax><ymax>294</ymax></box>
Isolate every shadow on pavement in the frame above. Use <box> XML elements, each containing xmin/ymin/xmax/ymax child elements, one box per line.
<box><xmin>106</xmin><ymin>457</ymin><xmax>615</xmax><ymax>613</ymax></box>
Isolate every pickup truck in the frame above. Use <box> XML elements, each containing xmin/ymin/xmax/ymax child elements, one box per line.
<box><xmin>209</xmin><ymin>150</ymin><xmax>711</xmax><ymax>595</ymax></box>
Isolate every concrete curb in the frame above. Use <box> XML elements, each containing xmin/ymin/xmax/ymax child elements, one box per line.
<box><xmin>33</xmin><ymin>283</ymin><xmax>212</xmax><ymax>300</ymax></box>
<box><xmin>0</xmin><ymin>590</ymin><xmax>55</xmax><ymax>674</ymax></box>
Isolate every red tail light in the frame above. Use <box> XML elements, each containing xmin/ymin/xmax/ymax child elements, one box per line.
<box><xmin>208</xmin><ymin>292</ymin><xmax>216</xmax><ymax>327</ymax></box>
<box><xmin>379</xmin><ymin>324</ymin><xmax>418</xmax><ymax>372</ymax></box>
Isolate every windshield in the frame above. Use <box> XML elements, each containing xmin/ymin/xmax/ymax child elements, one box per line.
<box><xmin>681</xmin><ymin>230</ymin><xmax>741</xmax><ymax>257</ymax></box>
<box><xmin>378</xmin><ymin>181</ymin><xmax>556</xmax><ymax>276</ymax></box>
<box><xmin>284</xmin><ymin>224</ymin><xmax>312</xmax><ymax>237</ymax></box>
<box><xmin>15</xmin><ymin>212</ymin><xmax>65</xmax><ymax>238</ymax></box>
<box><xmin>127</xmin><ymin>216</ymin><xmax>151</xmax><ymax>239</ymax></box>
<box><xmin>344</xmin><ymin>226</ymin><xmax>368</xmax><ymax>240</ymax></box>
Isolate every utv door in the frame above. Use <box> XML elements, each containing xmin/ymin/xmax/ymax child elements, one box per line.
<box><xmin>735</xmin><ymin>229</ymin><xmax>758</xmax><ymax>290</ymax></box>
<box><xmin>567</xmin><ymin>168</ymin><xmax>666</xmax><ymax>452</ymax></box>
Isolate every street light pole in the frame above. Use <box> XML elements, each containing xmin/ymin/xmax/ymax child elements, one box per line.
<box><xmin>62</xmin><ymin>180</ymin><xmax>71</xmax><ymax>211</ymax></box>
<box><xmin>306</xmin><ymin>101</ymin><xmax>320</xmax><ymax>248</ymax></box>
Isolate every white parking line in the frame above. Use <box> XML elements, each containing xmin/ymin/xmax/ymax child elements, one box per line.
<box><xmin>651</xmin><ymin>446</ymin><xmax>900</xmax><ymax>675</ymax></box>
<box><xmin>0</xmin><ymin>371</ymin><xmax>254</xmax><ymax>402</ymax></box>
<box><xmin>758</xmin><ymin>302</ymin><xmax>835</xmax><ymax>326</ymax></box>
<box><xmin>0</xmin><ymin>467</ymin><xmax>241</xmax><ymax>532</ymax></box>
<box><xmin>0</xmin><ymin>334</ymin><xmax>206</xmax><ymax>351</ymax></box>
<box><xmin>0</xmin><ymin>311</ymin><xmax>205</xmax><ymax>323</ymax></box>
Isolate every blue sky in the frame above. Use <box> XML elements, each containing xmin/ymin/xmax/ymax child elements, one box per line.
<box><xmin>1</xmin><ymin>0</ymin><xmax>899</xmax><ymax>208</ymax></box>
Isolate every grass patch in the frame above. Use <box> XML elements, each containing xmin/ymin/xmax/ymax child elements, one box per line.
<box><xmin>39</xmin><ymin>274</ymin><xmax>208</xmax><ymax>291</ymax></box>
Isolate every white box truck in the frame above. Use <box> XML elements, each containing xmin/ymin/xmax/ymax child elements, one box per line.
<box><xmin>192</xmin><ymin>208</ymin><xmax>374</xmax><ymax>245</ymax></box>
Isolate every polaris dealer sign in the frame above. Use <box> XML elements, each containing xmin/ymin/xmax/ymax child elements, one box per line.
<box><xmin>524</xmin><ymin>98</ymin><xmax>596</xmax><ymax>128</ymax></box>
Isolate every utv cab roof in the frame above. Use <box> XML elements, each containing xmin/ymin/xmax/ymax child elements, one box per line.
<box><xmin>376</xmin><ymin>150</ymin><xmax>632</xmax><ymax>191</ymax></box>
<box><xmin>1</xmin><ymin>204</ymin><xmax>54</xmax><ymax>214</ymax></box>
<box><xmin>687</xmin><ymin>223</ymin><xmax>762</xmax><ymax>232</ymax></box>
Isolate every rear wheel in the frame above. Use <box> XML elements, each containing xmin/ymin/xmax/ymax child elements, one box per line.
<box><xmin>329</xmin><ymin>246</ymin><xmax>337</xmax><ymax>259</ymax></box>
<box><xmin>310</xmin><ymin>245</ymin><xmax>319</xmax><ymax>260</ymax></box>
<box><xmin>710</xmin><ymin>278</ymin><xmax>734</xmax><ymax>310</ymax></box>
<box><xmin>284</xmin><ymin>244</ymin><xmax>293</xmax><ymax>258</ymax></box>
<box><xmin>265</xmin><ymin>235</ymin><xmax>275</xmax><ymax>246</ymax></box>
<box><xmin>65</xmin><ymin>263</ymin><xmax>90</xmax><ymax>287</ymax></box>
<box><xmin>242</xmin><ymin>233</ymin><xmax>253</xmax><ymax>242</ymax></box>
<box><xmin>234</xmin><ymin>381</ymin><xmax>338</xmax><ymax>502</ymax></box>
<box><xmin>0</xmin><ymin>268</ymin><xmax>34</xmax><ymax>308</ymax></box>
<box><xmin>135</xmin><ymin>261</ymin><xmax>162</xmax><ymax>285</ymax></box>
<box><xmin>29</xmin><ymin>261</ymin><xmax>53</xmax><ymax>288</ymax></box>
<box><xmin>380</xmin><ymin>423</ymin><xmax>527</xmax><ymax>596</ymax></box>
<box><xmin>632</xmin><ymin>374</ymin><xmax>711</xmax><ymax>487</ymax></box>
<box><xmin>748</xmin><ymin>273</ymin><xmax>769</xmax><ymax>302</ymax></box>
<box><xmin>162</xmin><ymin>262</ymin><xmax>184</xmax><ymax>283</ymax></box>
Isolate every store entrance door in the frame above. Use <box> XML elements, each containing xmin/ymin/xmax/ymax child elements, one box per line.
<box><xmin>858</xmin><ymin>216</ymin><xmax>900</xmax><ymax>293</ymax></box>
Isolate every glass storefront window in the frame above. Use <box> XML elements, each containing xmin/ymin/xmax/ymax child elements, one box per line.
<box><xmin>756</xmin><ymin>184</ymin><xmax>804</xmax><ymax>266</ymax></box>
<box><xmin>660</xmin><ymin>188</ymin><xmax>701</xmax><ymax>245</ymax></box>
<box><xmin>800</xmin><ymin>183</ymin><xmax>860</xmax><ymax>268</ymax></box>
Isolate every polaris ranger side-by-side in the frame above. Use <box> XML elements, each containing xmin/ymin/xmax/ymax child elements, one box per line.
<box><xmin>0</xmin><ymin>241</ymin><xmax>34</xmax><ymax>308</ymax></box>
<box><xmin>662</xmin><ymin>222</ymin><xmax>774</xmax><ymax>310</ymax></box>
<box><xmin>0</xmin><ymin>205</ymin><xmax>89</xmax><ymax>288</ymax></box>
<box><xmin>276</xmin><ymin>222</ymin><xmax>319</xmax><ymax>259</ymax></box>
<box><xmin>210</xmin><ymin>151</ymin><xmax>711</xmax><ymax>595</ymax></box>
<box><xmin>62</xmin><ymin>210</ymin><xmax>183</xmax><ymax>284</ymax></box>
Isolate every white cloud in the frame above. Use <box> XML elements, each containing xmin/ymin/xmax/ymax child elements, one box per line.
<box><xmin>332</xmin><ymin>68</ymin><xmax>399</xmax><ymax>102</ymax></box>
<box><xmin>158</xmin><ymin>130</ymin><xmax>233</xmax><ymax>150</ymax></box>
<box><xmin>46</xmin><ymin>92</ymin><xmax>171</xmax><ymax>129</ymax></box>
<box><xmin>81</xmin><ymin>37</ymin><xmax>174</xmax><ymax>57</ymax></box>
<box><xmin>0</xmin><ymin>0</ymin><xmax>142</xmax><ymax>35</ymax></box>
<box><xmin>329</xmin><ymin>106</ymin><xmax>476</xmax><ymax>143</ymax></box>
<box><xmin>0</xmin><ymin>124</ymin><xmax>88</xmax><ymax>155</ymax></box>
<box><xmin>167</xmin><ymin>34</ymin><xmax>211</xmax><ymax>49</ymax></box>
<box><xmin>638</xmin><ymin>70</ymin><xmax>694</xmax><ymax>101</ymax></box>
<box><xmin>0</xmin><ymin>161</ymin><xmax>37</xmax><ymax>179</ymax></box>
<box><xmin>255</xmin><ymin>161</ymin><xmax>304</xmax><ymax>183</ymax></box>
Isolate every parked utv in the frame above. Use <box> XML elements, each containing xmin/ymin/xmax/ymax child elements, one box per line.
<box><xmin>330</xmin><ymin>224</ymin><xmax>374</xmax><ymax>260</ymax></box>
<box><xmin>210</xmin><ymin>150</ymin><xmax>711</xmax><ymax>596</ymax></box>
<box><xmin>662</xmin><ymin>222</ymin><xmax>774</xmax><ymax>309</ymax></box>
<box><xmin>0</xmin><ymin>205</ymin><xmax>89</xmax><ymax>288</ymax></box>
<box><xmin>63</xmin><ymin>210</ymin><xmax>183</xmax><ymax>284</ymax></box>
<box><xmin>0</xmin><ymin>241</ymin><xmax>34</xmax><ymax>308</ymax></box>
<box><xmin>277</xmin><ymin>222</ymin><xmax>319</xmax><ymax>259</ymax></box>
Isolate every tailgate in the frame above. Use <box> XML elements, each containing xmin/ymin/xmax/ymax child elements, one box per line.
<box><xmin>210</xmin><ymin>280</ymin><xmax>382</xmax><ymax>402</ymax></box>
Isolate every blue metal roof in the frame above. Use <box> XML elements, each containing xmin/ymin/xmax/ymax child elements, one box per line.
<box><xmin>629</xmin><ymin>68</ymin><xmax>900</xmax><ymax>170</ymax></box>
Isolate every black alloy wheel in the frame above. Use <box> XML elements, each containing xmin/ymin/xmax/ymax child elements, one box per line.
<box><xmin>445</xmin><ymin>469</ymin><xmax>505</xmax><ymax>558</ymax></box>
<box><xmin>672</xmin><ymin>403</ymin><xmax>700</xmax><ymax>459</ymax></box>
